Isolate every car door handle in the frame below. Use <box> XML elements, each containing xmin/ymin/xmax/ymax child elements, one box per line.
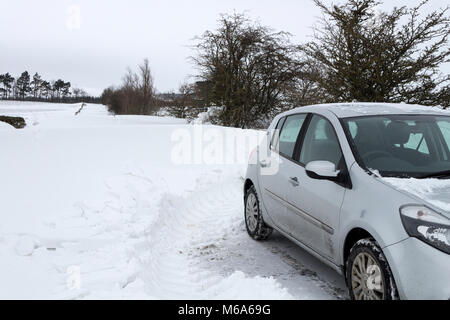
<box><xmin>260</xmin><ymin>159</ymin><xmax>271</xmax><ymax>168</ymax></box>
<box><xmin>289</xmin><ymin>177</ymin><xmax>300</xmax><ymax>187</ymax></box>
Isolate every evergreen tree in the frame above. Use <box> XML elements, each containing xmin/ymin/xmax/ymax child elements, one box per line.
<box><xmin>1</xmin><ymin>73</ymin><xmax>14</xmax><ymax>99</ymax></box>
<box><xmin>61</xmin><ymin>82</ymin><xmax>71</xmax><ymax>98</ymax></box>
<box><xmin>31</xmin><ymin>73</ymin><xmax>43</xmax><ymax>98</ymax></box>
<box><xmin>40</xmin><ymin>81</ymin><xmax>51</xmax><ymax>99</ymax></box>
<box><xmin>53</xmin><ymin>79</ymin><xmax>66</xmax><ymax>100</ymax></box>
<box><xmin>0</xmin><ymin>74</ymin><xmax>4</xmax><ymax>98</ymax></box>
<box><xmin>16</xmin><ymin>71</ymin><xmax>31</xmax><ymax>99</ymax></box>
<box><xmin>302</xmin><ymin>0</ymin><xmax>450</xmax><ymax>107</ymax></box>
<box><xmin>0</xmin><ymin>72</ymin><xmax>90</xmax><ymax>102</ymax></box>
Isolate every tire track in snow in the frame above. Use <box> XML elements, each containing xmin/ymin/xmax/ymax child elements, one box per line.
<box><xmin>134</xmin><ymin>170</ymin><xmax>292</xmax><ymax>299</ymax></box>
<box><xmin>139</xmin><ymin>170</ymin><xmax>347</xmax><ymax>299</ymax></box>
<box><xmin>46</xmin><ymin>168</ymin><xmax>345</xmax><ymax>299</ymax></box>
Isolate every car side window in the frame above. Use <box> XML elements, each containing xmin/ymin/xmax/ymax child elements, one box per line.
<box><xmin>270</xmin><ymin>117</ymin><xmax>286</xmax><ymax>151</ymax></box>
<box><xmin>277</xmin><ymin>114</ymin><xmax>307</xmax><ymax>159</ymax></box>
<box><xmin>437</xmin><ymin>120</ymin><xmax>450</xmax><ymax>160</ymax></box>
<box><xmin>403</xmin><ymin>132</ymin><xmax>430</xmax><ymax>155</ymax></box>
<box><xmin>347</xmin><ymin>121</ymin><xmax>358</xmax><ymax>139</ymax></box>
<box><xmin>299</xmin><ymin>115</ymin><xmax>344</xmax><ymax>168</ymax></box>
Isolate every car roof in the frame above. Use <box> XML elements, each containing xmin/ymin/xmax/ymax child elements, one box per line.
<box><xmin>282</xmin><ymin>102</ymin><xmax>450</xmax><ymax>119</ymax></box>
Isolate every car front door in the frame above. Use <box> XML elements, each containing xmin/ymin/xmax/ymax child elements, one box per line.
<box><xmin>259</xmin><ymin>114</ymin><xmax>308</xmax><ymax>232</ymax></box>
<box><xmin>285</xmin><ymin>114</ymin><xmax>348</xmax><ymax>261</ymax></box>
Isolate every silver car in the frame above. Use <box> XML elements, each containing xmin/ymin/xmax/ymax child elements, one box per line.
<box><xmin>244</xmin><ymin>103</ymin><xmax>450</xmax><ymax>300</ymax></box>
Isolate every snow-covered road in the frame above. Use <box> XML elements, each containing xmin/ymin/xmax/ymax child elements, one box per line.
<box><xmin>0</xmin><ymin>102</ymin><xmax>347</xmax><ymax>299</ymax></box>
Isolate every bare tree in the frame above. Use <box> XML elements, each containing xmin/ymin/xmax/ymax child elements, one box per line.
<box><xmin>118</xmin><ymin>68</ymin><xmax>139</xmax><ymax>114</ymax></box>
<box><xmin>102</xmin><ymin>59</ymin><xmax>158</xmax><ymax>115</ymax></box>
<box><xmin>191</xmin><ymin>13</ymin><xmax>305</xmax><ymax>128</ymax></box>
<box><xmin>139</xmin><ymin>58</ymin><xmax>155</xmax><ymax>114</ymax></box>
<box><xmin>72</xmin><ymin>88</ymin><xmax>88</xmax><ymax>99</ymax></box>
<box><xmin>283</xmin><ymin>57</ymin><xmax>328</xmax><ymax>110</ymax></box>
<box><xmin>165</xmin><ymin>82</ymin><xmax>197</xmax><ymax>118</ymax></box>
<box><xmin>122</xmin><ymin>67</ymin><xmax>139</xmax><ymax>91</ymax></box>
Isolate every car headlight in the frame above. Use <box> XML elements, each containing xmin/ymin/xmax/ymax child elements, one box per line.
<box><xmin>400</xmin><ymin>205</ymin><xmax>450</xmax><ymax>254</ymax></box>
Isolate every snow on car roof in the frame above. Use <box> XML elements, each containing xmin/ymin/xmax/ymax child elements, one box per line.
<box><xmin>287</xmin><ymin>102</ymin><xmax>450</xmax><ymax>118</ymax></box>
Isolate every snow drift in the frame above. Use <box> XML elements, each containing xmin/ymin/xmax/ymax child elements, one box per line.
<box><xmin>0</xmin><ymin>101</ymin><xmax>346</xmax><ymax>300</ymax></box>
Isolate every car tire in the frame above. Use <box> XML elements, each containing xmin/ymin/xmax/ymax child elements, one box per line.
<box><xmin>346</xmin><ymin>238</ymin><xmax>399</xmax><ymax>300</ymax></box>
<box><xmin>244</xmin><ymin>185</ymin><xmax>273</xmax><ymax>241</ymax></box>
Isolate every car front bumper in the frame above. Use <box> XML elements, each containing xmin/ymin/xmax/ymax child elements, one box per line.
<box><xmin>384</xmin><ymin>237</ymin><xmax>450</xmax><ymax>300</ymax></box>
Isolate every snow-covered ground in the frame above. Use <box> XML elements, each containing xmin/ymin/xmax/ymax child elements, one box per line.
<box><xmin>0</xmin><ymin>101</ymin><xmax>347</xmax><ymax>300</ymax></box>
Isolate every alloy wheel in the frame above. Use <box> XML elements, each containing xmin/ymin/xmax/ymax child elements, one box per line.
<box><xmin>245</xmin><ymin>193</ymin><xmax>259</xmax><ymax>232</ymax></box>
<box><xmin>351</xmin><ymin>252</ymin><xmax>386</xmax><ymax>300</ymax></box>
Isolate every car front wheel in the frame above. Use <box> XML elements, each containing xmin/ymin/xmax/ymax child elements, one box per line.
<box><xmin>244</xmin><ymin>185</ymin><xmax>273</xmax><ymax>241</ymax></box>
<box><xmin>346</xmin><ymin>238</ymin><xmax>399</xmax><ymax>300</ymax></box>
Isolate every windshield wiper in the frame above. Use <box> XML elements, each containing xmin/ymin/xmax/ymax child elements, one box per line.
<box><xmin>419</xmin><ymin>170</ymin><xmax>450</xmax><ymax>179</ymax></box>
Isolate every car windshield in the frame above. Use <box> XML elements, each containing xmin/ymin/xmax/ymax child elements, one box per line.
<box><xmin>343</xmin><ymin>115</ymin><xmax>450</xmax><ymax>178</ymax></box>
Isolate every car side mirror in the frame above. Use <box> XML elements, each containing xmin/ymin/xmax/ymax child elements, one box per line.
<box><xmin>305</xmin><ymin>161</ymin><xmax>340</xmax><ymax>180</ymax></box>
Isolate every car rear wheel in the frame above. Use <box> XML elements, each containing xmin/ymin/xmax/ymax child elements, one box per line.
<box><xmin>346</xmin><ymin>238</ymin><xmax>399</xmax><ymax>300</ymax></box>
<box><xmin>244</xmin><ymin>185</ymin><xmax>273</xmax><ymax>241</ymax></box>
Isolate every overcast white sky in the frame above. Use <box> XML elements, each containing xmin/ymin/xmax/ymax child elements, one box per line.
<box><xmin>1</xmin><ymin>0</ymin><xmax>449</xmax><ymax>96</ymax></box>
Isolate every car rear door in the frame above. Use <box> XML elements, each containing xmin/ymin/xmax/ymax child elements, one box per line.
<box><xmin>258</xmin><ymin>114</ymin><xmax>308</xmax><ymax>232</ymax></box>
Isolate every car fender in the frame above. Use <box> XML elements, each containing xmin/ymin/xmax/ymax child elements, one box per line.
<box><xmin>338</xmin><ymin>164</ymin><xmax>411</xmax><ymax>266</ymax></box>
